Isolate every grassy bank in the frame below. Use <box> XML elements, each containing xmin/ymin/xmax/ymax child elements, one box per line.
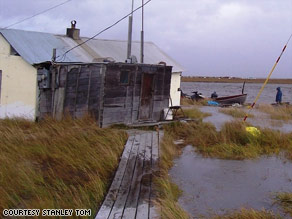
<box><xmin>0</xmin><ymin>117</ymin><xmax>127</xmax><ymax>215</ymax></box>
<box><xmin>258</xmin><ymin>104</ymin><xmax>292</xmax><ymax>121</ymax></box>
<box><xmin>274</xmin><ymin>192</ymin><xmax>292</xmax><ymax>217</ymax></box>
<box><xmin>182</xmin><ymin>76</ymin><xmax>292</xmax><ymax>84</ymax></box>
<box><xmin>219</xmin><ymin>107</ymin><xmax>254</xmax><ymax>118</ymax></box>
<box><xmin>166</xmin><ymin>120</ymin><xmax>292</xmax><ymax>160</ymax></box>
<box><xmin>154</xmin><ymin>130</ymin><xmax>190</xmax><ymax>219</ymax></box>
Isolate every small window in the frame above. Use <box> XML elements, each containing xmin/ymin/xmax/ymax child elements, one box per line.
<box><xmin>120</xmin><ymin>71</ymin><xmax>130</xmax><ymax>84</ymax></box>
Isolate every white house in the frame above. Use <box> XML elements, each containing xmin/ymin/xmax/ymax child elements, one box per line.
<box><xmin>0</xmin><ymin>23</ymin><xmax>184</xmax><ymax>120</ymax></box>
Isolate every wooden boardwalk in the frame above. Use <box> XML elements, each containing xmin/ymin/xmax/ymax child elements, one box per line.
<box><xmin>95</xmin><ymin>130</ymin><xmax>162</xmax><ymax>219</ymax></box>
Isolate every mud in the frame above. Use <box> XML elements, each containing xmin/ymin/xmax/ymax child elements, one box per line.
<box><xmin>169</xmin><ymin>146</ymin><xmax>292</xmax><ymax>217</ymax></box>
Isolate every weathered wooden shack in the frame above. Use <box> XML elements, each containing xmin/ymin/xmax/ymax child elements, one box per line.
<box><xmin>38</xmin><ymin>62</ymin><xmax>172</xmax><ymax>127</ymax></box>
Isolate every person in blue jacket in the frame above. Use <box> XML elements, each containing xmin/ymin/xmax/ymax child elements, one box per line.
<box><xmin>276</xmin><ymin>87</ymin><xmax>282</xmax><ymax>104</ymax></box>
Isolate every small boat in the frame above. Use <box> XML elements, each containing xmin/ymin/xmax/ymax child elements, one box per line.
<box><xmin>213</xmin><ymin>81</ymin><xmax>247</xmax><ymax>105</ymax></box>
<box><xmin>214</xmin><ymin>93</ymin><xmax>247</xmax><ymax>105</ymax></box>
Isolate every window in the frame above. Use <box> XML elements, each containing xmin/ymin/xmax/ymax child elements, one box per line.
<box><xmin>120</xmin><ymin>71</ymin><xmax>130</xmax><ymax>84</ymax></box>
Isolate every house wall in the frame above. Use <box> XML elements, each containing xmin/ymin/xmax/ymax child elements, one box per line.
<box><xmin>38</xmin><ymin>63</ymin><xmax>171</xmax><ymax>127</ymax></box>
<box><xmin>0</xmin><ymin>35</ymin><xmax>37</xmax><ymax>119</ymax></box>
<box><xmin>170</xmin><ymin>72</ymin><xmax>181</xmax><ymax>106</ymax></box>
<box><xmin>38</xmin><ymin>64</ymin><xmax>104</xmax><ymax>125</ymax></box>
<box><xmin>102</xmin><ymin>64</ymin><xmax>171</xmax><ymax>127</ymax></box>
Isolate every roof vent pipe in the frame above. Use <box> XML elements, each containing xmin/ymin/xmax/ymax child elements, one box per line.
<box><xmin>66</xmin><ymin>20</ymin><xmax>80</xmax><ymax>40</ymax></box>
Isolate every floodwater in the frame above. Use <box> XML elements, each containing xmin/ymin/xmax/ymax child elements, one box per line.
<box><xmin>181</xmin><ymin>82</ymin><xmax>292</xmax><ymax>104</ymax></box>
<box><xmin>200</xmin><ymin>106</ymin><xmax>292</xmax><ymax>133</ymax></box>
<box><xmin>169</xmin><ymin>146</ymin><xmax>292</xmax><ymax>218</ymax></box>
<box><xmin>169</xmin><ymin>91</ymin><xmax>292</xmax><ymax>217</ymax></box>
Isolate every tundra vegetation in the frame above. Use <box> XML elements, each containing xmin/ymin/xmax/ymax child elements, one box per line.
<box><xmin>180</xmin><ymin>97</ymin><xmax>208</xmax><ymax>106</ymax></box>
<box><xmin>257</xmin><ymin>104</ymin><xmax>292</xmax><ymax>121</ymax></box>
<box><xmin>219</xmin><ymin>107</ymin><xmax>254</xmax><ymax>118</ymax></box>
<box><xmin>274</xmin><ymin>192</ymin><xmax>292</xmax><ymax>217</ymax></box>
<box><xmin>0</xmin><ymin>116</ymin><xmax>127</xmax><ymax>215</ymax></box>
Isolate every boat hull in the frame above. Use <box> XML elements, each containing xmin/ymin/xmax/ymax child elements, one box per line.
<box><xmin>215</xmin><ymin>94</ymin><xmax>247</xmax><ymax>105</ymax></box>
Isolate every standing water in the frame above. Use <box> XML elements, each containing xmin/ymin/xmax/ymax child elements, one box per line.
<box><xmin>170</xmin><ymin>83</ymin><xmax>292</xmax><ymax>217</ymax></box>
<box><xmin>169</xmin><ymin>146</ymin><xmax>292</xmax><ymax>217</ymax></box>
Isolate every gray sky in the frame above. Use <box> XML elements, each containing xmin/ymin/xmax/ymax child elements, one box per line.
<box><xmin>0</xmin><ymin>0</ymin><xmax>291</xmax><ymax>78</ymax></box>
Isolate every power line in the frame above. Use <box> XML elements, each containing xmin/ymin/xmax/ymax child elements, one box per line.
<box><xmin>56</xmin><ymin>0</ymin><xmax>152</xmax><ymax>61</ymax></box>
<box><xmin>3</xmin><ymin>0</ymin><xmax>73</xmax><ymax>29</ymax></box>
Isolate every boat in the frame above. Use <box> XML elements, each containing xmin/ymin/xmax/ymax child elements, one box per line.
<box><xmin>214</xmin><ymin>93</ymin><xmax>247</xmax><ymax>105</ymax></box>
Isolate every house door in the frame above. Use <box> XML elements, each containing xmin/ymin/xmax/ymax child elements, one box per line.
<box><xmin>139</xmin><ymin>73</ymin><xmax>154</xmax><ymax>120</ymax></box>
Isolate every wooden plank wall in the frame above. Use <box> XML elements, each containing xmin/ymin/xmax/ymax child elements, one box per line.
<box><xmin>102</xmin><ymin>64</ymin><xmax>139</xmax><ymax>126</ymax></box>
<box><xmin>102</xmin><ymin>64</ymin><xmax>172</xmax><ymax>127</ymax></box>
<box><xmin>38</xmin><ymin>64</ymin><xmax>105</xmax><ymax>122</ymax></box>
<box><xmin>38</xmin><ymin>63</ymin><xmax>172</xmax><ymax>127</ymax></box>
<box><xmin>63</xmin><ymin>64</ymin><xmax>104</xmax><ymax>121</ymax></box>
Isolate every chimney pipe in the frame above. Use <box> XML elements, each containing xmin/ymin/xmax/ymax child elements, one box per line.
<box><xmin>66</xmin><ymin>20</ymin><xmax>80</xmax><ymax>40</ymax></box>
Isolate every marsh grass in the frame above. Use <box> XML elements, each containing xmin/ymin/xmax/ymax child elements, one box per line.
<box><xmin>165</xmin><ymin>120</ymin><xmax>292</xmax><ymax>160</ymax></box>
<box><xmin>274</xmin><ymin>192</ymin><xmax>292</xmax><ymax>217</ymax></box>
<box><xmin>154</xmin><ymin>132</ymin><xmax>190</xmax><ymax>219</ymax></box>
<box><xmin>181</xmin><ymin>107</ymin><xmax>211</xmax><ymax>119</ymax></box>
<box><xmin>0</xmin><ymin>116</ymin><xmax>127</xmax><ymax>215</ymax></box>
<box><xmin>181</xmin><ymin>98</ymin><xmax>208</xmax><ymax>106</ymax></box>
<box><xmin>258</xmin><ymin>104</ymin><xmax>292</xmax><ymax>121</ymax></box>
<box><xmin>219</xmin><ymin>107</ymin><xmax>254</xmax><ymax>118</ymax></box>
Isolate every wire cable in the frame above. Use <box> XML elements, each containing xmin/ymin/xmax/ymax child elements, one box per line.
<box><xmin>56</xmin><ymin>0</ymin><xmax>152</xmax><ymax>62</ymax></box>
<box><xmin>3</xmin><ymin>0</ymin><xmax>73</xmax><ymax>29</ymax></box>
<box><xmin>243</xmin><ymin>32</ymin><xmax>292</xmax><ymax>122</ymax></box>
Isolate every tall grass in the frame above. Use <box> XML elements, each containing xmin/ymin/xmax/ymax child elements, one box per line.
<box><xmin>181</xmin><ymin>98</ymin><xmax>208</xmax><ymax>106</ymax></box>
<box><xmin>258</xmin><ymin>104</ymin><xmax>292</xmax><ymax>121</ymax></box>
<box><xmin>0</xmin><ymin>116</ymin><xmax>127</xmax><ymax>215</ymax></box>
<box><xmin>219</xmin><ymin>107</ymin><xmax>254</xmax><ymax>118</ymax></box>
<box><xmin>274</xmin><ymin>192</ymin><xmax>292</xmax><ymax>217</ymax></box>
<box><xmin>165</xmin><ymin>120</ymin><xmax>292</xmax><ymax>160</ymax></box>
<box><xmin>154</xmin><ymin>131</ymin><xmax>190</xmax><ymax>219</ymax></box>
<box><xmin>182</xmin><ymin>108</ymin><xmax>211</xmax><ymax>119</ymax></box>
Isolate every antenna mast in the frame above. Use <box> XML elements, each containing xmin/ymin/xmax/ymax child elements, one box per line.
<box><xmin>127</xmin><ymin>0</ymin><xmax>134</xmax><ymax>60</ymax></box>
<box><xmin>140</xmin><ymin>0</ymin><xmax>144</xmax><ymax>63</ymax></box>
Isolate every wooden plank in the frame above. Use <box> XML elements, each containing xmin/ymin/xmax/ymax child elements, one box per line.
<box><xmin>122</xmin><ymin>133</ymin><xmax>148</xmax><ymax>218</ymax></box>
<box><xmin>73</xmin><ymin>66</ymin><xmax>82</xmax><ymax>116</ymax></box>
<box><xmin>95</xmin><ymin>134</ymin><xmax>136</xmax><ymax>219</ymax></box>
<box><xmin>149</xmin><ymin>131</ymin><xmax>161</xmax><ymax>219</ymax></box>
<box><xmin>108</xmin><ymin>134</ymin><xmax>142</xmax><ymax>219</ymax></box>
<box><xmin>136</xmin><ymin>132</ymin><xmax>153</xmax><ymax>219</ymax></box>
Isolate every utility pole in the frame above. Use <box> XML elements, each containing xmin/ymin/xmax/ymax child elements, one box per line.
<box><xmin>127</xmin><ymin>0</ymin><xmax>134</xmax><ymax>60</ymax></box>
<box><xmin>140</xmin><ymin>0</ymin><xmax>144</xmax><ymax>63</ymax></box>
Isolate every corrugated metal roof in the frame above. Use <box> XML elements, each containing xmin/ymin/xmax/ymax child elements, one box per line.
<box><xmin>0</xmin><ymin>28</ymin><xmax>184</xmax><ymax>72</ymax></box>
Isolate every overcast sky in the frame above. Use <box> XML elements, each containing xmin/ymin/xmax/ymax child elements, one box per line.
<box><xmin>0</xmin><ymin>0</ymin><xmax>291</xmax><ymax>78</ymax></box>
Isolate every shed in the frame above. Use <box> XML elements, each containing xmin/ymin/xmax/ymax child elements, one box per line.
<box><xmin>38</xmin><ymin>62</ymin><xmax>172</xmax><ymax>127</ymax></box>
